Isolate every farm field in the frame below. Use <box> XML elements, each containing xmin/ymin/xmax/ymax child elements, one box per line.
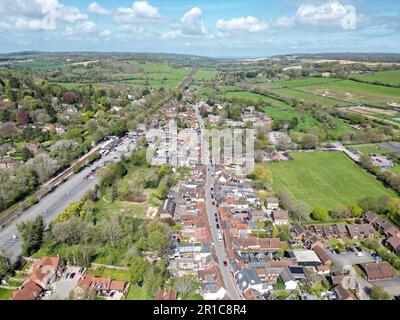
<box><xmin>259</xmin><ymin>77</ymin><xmax>342</xmax><ymax>89</ymax></box>
<box><xmin>297</xmin><ymin>80</ymin><xmax>400</xmax><ymax>107</ymax></box>
<box><xmin>268</xmin><ymin>152</ymin><xmax>396</xmax><ymax>210</ymax></box>
<box><xmin>349</xmin><ymin>70</ymin><xmax>400</xmax><ymax>87</ymax></box>
<box><xmin>270</xmin><ymin>87</ymin><xmax>343</xmax><ymax>106</ymax></box>
<box><xmin>195</xmin><ymin>69</ymin><xmax>218</xmax><ymax>81</ymax></box>
<box><xmin>0</xmin><ymin>288</ymin><xmax>13</xmax><ymax>300</ymax></box>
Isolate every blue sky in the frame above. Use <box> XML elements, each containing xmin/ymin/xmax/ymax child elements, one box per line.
<box><xmin>0</xmin><ymin>0</ymin><xmax>399</xmax><ymax>57</ymax></box>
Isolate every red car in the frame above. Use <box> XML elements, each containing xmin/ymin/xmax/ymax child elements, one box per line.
<box><xmin>223</xmin><ymin>261</ymin><xmax>228</xmax><ymax>267</ymax></box>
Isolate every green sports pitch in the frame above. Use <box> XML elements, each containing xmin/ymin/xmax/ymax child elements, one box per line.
<box><xmin>268</xmin><ymin>152</ymin><xmax>396</xmax><ymax>210</ymax></box>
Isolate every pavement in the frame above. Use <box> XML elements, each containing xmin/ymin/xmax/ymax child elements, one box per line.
<box><xmin>195</xmin><ymin>104</ymin><xmax>241</xmax><ymax>300</ymax></box>
<box><xmin>0</xmin><ymin>136</ymin><xmax>136</xmax><ymax>263</ymax></box>
<box><xmin>328</xmin><ymin>252</ymin><xmax>375</xmax><ymax>271</ymax></box>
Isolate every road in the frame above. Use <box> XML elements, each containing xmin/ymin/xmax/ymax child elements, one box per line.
<box><xmin>195</xmin><ymin>104</ymin><xmax>241</xmax><ymax>300</ymax></box>
<box><xmin>0</xmin><ymin>136</ymin><xmax>136</xmax><ymax>263</ymax></box>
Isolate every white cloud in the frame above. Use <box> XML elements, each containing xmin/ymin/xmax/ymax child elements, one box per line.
<box><xmin>0</xmin><ymin>0</ymin><xmax>87</xmax><ymax>31</ymax></box>
<box><xmin>0</xmin><ymin>22</ymin><xmax>12</xmax><ymax>31</ymax></box>
<box><xmin>88</xmin><ymin>2</ymin><xmax>110</xmax><ymax>16</ymax></box>
<box><xmin>276</xmin><ymin>0</ymin><xmax>357</xmax><ymax>30</ymax></box>
<box><xmin>163</xmin><ymin>7</ymin><xmax>207</xmax><ymax>39</ymax></box>
<box><xmin>114</xmin><ymin>1</ymin><xmax>163</xmax><ymax>24</ymax></box>
<box><xmin>217</xmin><ymin>16</ymin><xmax>268</xmax><ymax>33</ymax></box>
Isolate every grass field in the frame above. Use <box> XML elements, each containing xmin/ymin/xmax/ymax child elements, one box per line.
<box><xmin>195</xmin><ymin>69</ymin><xmax>218</xmax><ymax>81</ymax></box>
<box><xmin>298</xmin><ymin>80</ymin><xmax>400</xmax><ymax>107</ymax></box>
<box><xmin>271</xmin><ymin>87</ymin><xmax>343</xmax><ymax>106</ymax></box>
<box><xmin>0</xmin><ymin>288</ymin><xmax>13</xmax><ymax>300</ymax></box>
<box><xmin>350</xmin><ymin>70</ymin><xmax>400</xmax><ymax>87</ymax></box>
<box><xmin>268</xmin><ymin>152</ymin><xmax>396</xmax><ymax>210</ymax></box>
<box><xmin>126</xmin><ymin>285</ymin><xmax>148</xmax><ymax>300</ymax></box>
<box><xmin>88</xmin><ymin>268</ymin><xmax>132</xmax><ymax>281</ymax></box>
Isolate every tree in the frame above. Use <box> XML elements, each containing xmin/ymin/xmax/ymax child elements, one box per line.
<box><xmin>129</xmin><ymin>256</ymin><xmax>149</xmax><ymax>284</ymax></box>
<box><xmin>146</xmin><ymin>220</ymin><xmax>172</xmax><ymax>255</ymax></box>
<box><xmin>249</xmin><ymin>164</ymin><xmax>273</xmax><ymax>185</ymax></box>
<box><xmin>271</xmin><ymin>225</ymin><xmax>279</xmax><ymax>238</ymax></box>
<box><xmin>311</xmin><ymin>207</ymin><xmax>330</xmax><ymax>221</ymax></box>
<box><xmin>0</xmin><ymin>255</ymin><xmax>11</xmax><ymax>279</ymax></box>
<box><xmin>16</xmin><ymin>108</ymin><xmax>29</xmax><ymax>125</ymax></box>
<box><xmin>101</xmin><ymin>216</ymin><xmax>124</xmax><ymax>247</ymax></box>
<box><xmin>349</xmin><ymin>204</ymin><xmax>363</xmax><ymax>218</ymax></box>
<box><xmin>301</xmin><ymin>134</ymin><xmax>319</xmax><ymax>150</ymax></box>
<box><xmin>175</xmin><ymin>275</ymin><xmax>195</xmax><ymax>297</ymax></box>
<box><xmin>370</xmin><ymin>285</ymin><xmax>390</xmax><ymax>300</ymax></box>
<box><xmin>50</xmin><ymin>140</ymin><xmax>81</xmax><ymax>166</ymax></box>
<box><xmin>332</xmin><ymin>204</ymin><xmax>351</xmax><ymax>219</ymax></box>
<box><xmin>63</xmin><ymin>91</ymin><xmax>77</xmax><ymax>104</ymax></box>
<box><xmin>291</xmin><ymin>202</ymin><xmax>310</xmax><ymax>223</ymax></box>
<box><xmin>387</xmin><ymin>197</ymin><xmax>400</xmax><ymax>223</ymax></box>
<box><xmin>21</xmin><ymin>147</ymin><xmax>34</xmax><ymax>162</ymax></box>
<box><xmin>17</xmin><ymin>216</ymin><xmax>45</xmax><ymax>256</ymax></box>
<box><xmin>26</xmin><ymin>153</ymin><xmax>59</xmax><ymax>184</ymax></box>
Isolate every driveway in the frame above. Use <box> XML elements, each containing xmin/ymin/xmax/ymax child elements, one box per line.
<box><xmin>372</xmin><ymin>278</ymin><xmax>400</xmax><ymax>297</ymax></box>
<box><xmin>48</xmin><ymin>267</ymin><xmax>84</xmax><ymax>300</ymax></box>
<box><xmin>328</xmin><ymin>252</ymin><xmax>375</xmax><ymax>271</ymax></box>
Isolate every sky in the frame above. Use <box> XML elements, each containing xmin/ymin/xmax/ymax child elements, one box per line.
<box><xmin>0</xmin><ymin>0</ymin><xmax>399</xmax><ymax>57</ymax></box>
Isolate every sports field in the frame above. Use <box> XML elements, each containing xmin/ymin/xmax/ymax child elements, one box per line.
<box><xmin>268</xmin><ymin>152</ymin><xmax>396</xmax><ymax>210</ymax></box>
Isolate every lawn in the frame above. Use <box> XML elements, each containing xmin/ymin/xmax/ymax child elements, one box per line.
<box><xmin>268</xmin><ymin>152</ymin><xmax>396</xmax><ymax>210</ymax></box>
<box><xmin>125</xmin><ymin>285</ymin><xmax>148</xmax><ymax>300</ymax></box>
<box><xmin>87</xmin><ymin>268</ymin><xmax>132</xmax><ymax>281</ymax></box>
<box><xmin>0</xmin><ymin>288</ymin><xmax>13</xmax><ymax>300</ymax></box>
<box><xmin>349</xmin><ymin>70</ymin><xmax>400</xmax><ymax>87</ymax></box>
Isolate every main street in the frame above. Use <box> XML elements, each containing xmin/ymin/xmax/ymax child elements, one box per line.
<box><xmin>194</xmin><ymin>104</ymin><xmax>241</xmax><ymax>300</ymax></box>
<box><xmin>0</xmin><ymin>136</ymin><xmax>136</xmax><ymax>263</ymax></box>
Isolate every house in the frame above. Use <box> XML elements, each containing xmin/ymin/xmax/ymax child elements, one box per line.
<box><xmin>333</xmin><ymin>284</ymin><xmax>356</xmax><ymax>300</ymax></box>
<box><xmin>346</xmin><ymin>224</ymin><xmax>375</xmax><ymax>240</ymax></box>
<box><xmin>290</xmin><ymin>250</ymin><xmax>322</xmax><ymax>267</ymax></box>
<box><xmin>313</xmin><ymin>245</ymin><xmax>332</xmax><ymax>266</ymax></box>
<box><xmin>234</xmin><ymin>237</ymin><xmax>281</xmax><ymax>255</ymax></box>
<box><xmin>77</xmin><ymin>275</ymin><xmax>129</xmax><ymax>296</ymax></box>
<box><xmin>265</xmin><ymin>197</ymin><xmax>279</xmax><ymax>210</ymax></box>
<box><xmin>386</xmin><ymin>236</ymin><xmax>400</xmax><ymax>255</ymax></box>
<box><xmin>160</xmin><ymin>198</ymin><xmax>176</xmax><ymax>220</ymax></box>
<box><xmin>363</xmin><ymin>212</ymin><xmax>378</xmax><ymax>224</ymax></box>
<box><xmin>360</xmin><ymin>262</ymin><xmax>396</xmax><ymax>281</ymax></box>
<box><xmin>29</xmin><ymin>256</ymin><xmax>64</xmax><ymax>290</ymax></box>
<box><xmin>0</xmin><ymin>158</ymin><xmax>16</xmax><ymax>169</ymax></box>
<box><xmin>235</xmin><ymin>269</ymin><xmax>271</xmax><ymax>295</ymax></box>
<box><xmin>316</xmin><ymin>265</ymin><xmax>331</xmax><ymax>275</ymax></box>
<box><xmin>11</xmin><ymin>280</ymin><xmax>43</xmax><ymax>300</ymax></box>
<box><xmin>155</xmin><ymin>288</ymin><xmax>177</xmax><ymax>300</ymax></box>
<box><xmin>271</xmin><ymin>209</ymin><xmax>289</xmax><ymax>225</ymax></box>
<box><xmin>280</xmin><ymin>268</ymin><xmax>297</xmax><ymax>290</ymax></box>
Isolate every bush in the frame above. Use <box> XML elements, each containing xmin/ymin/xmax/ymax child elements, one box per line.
<box><xmin>311</xmin><ymin>207</ymin><xmax>330</xmax><ymax>221</ymax></box>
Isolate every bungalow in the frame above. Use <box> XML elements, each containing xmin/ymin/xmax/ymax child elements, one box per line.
<box><xmin>271</xmin><ymin>209</ymin><xmax>289</xmax><ymax>226</ymax></box>
<box><xmin>386</xmin><ymin>236</ymin><xmax>400</xmax><ymax>255</ymax></box>
<box><xmin>360</xmin><ymin>262</ymin><xmax>396</xmax><ymax>281</ymax></box>
<box><xmin>346</xmin><ymin>224</ymin><xmax>375</xmax><ymax>240</ymax></box>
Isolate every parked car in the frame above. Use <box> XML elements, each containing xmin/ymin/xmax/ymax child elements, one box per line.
<box><xmin>355</xmin><ymin>247</ymin><xmax>364</xmax><ymax>256</ymax></box>
<box><xmin>223</xmin><ymin>261</ymin><xmax>228</xmax><ymax>267</ymax></box>
<box><xmin>216</xmin><ymin>224</ymin><xmax>220</xmax><ymax>229</ymax></box>
<box><xmin>347</xmin><ymin>247</ymin><xmax>355</xmax><ymax>253</ymax></box>
<box><xmin>334</xmin><ymin>249</ymin><xmax>341</xmax><ymax>255</ymax></box>
<box><xmin>70</xmin><ymin>273</ymin><xmax>76</xmax><ymax>279</ymax></box>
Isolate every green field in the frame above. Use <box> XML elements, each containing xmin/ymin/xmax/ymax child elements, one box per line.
<box><xmin>126</xmin><ymin>285</ymin><xmax>148</xmax><ymax>300</ymax></box>
<box><xmin>260</xmin><ymin>77</ymin><xmax>341</xmax><ymax>89</ymax></box>
<box><xmin>195</xmin><ymin>69</ymin><xmax>218</xmax><ymax>81</ymax></box>
<box><xmin>350</xmin><ymin>70</ymin><xmax>400</xmax><ymax>87</ymax></box>
<box><xmin>271</xmin><ymin>87</ymin><xmax>343</xmax><ymax>106</ymax></box>
<box><xmin>88</xmin><ymin>268</ymin><xmax>132</xmax><ymax>281</ymax></box>
<box><xmin>268</xmin><ymin>152</ymin><xmax>396</xmax><ymax>210</ymax></box>
<box><xmin>0</xmin><ymin>288</ymin><xmax>13</xmax><ymax>300</ymax></box>
<box><xmin>297</xmin><ymin>80</ymin><xmax>400</xmax><ymax>107</ymax></box>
